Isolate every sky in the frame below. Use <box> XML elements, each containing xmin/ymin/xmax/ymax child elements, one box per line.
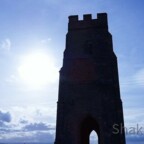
<box><xmin>0</xmin><ymin>0</ymin><xmax>144</xmax><ymax>143</ymax></box>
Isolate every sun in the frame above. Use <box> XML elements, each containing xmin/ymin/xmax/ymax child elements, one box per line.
<box><xmin>18</xmin><ymin>52</ymin><xmax>58</xmax><ymax>88</ymax></box>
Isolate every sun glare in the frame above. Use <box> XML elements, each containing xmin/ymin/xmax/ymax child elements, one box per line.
<box><xmin>18</xmin><ymin>52</ymin><xmax>58</xmax><ymax>88</ymax></box>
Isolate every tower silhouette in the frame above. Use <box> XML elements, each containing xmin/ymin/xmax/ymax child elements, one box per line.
<box><xmin>55</xmin><ymin>13</ymin><xmax>126</xmax><ymax>144</ymax></box>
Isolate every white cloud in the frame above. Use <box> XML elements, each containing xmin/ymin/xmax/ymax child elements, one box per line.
<box><xmin>124</xmin><ymin>108</ymin><xmax>144</xmax><ymax>127</ymax></box>
<box><xmin>40</xmin><ymin>38</ymin><xmax>52</xmax><ymax>44</ymax></box>
<box><xmin>119</xmin><ymin>68</ymin><xmax>144</xmax><ymax>93</ymax></box>
<box><xmin>0</xmin><ymin>130</ymin><xmax>54</xmax><ymax>143</ymax></box>
<box><xmin>0</xmin><ymin>111</ymin><xmax>11</xmax><ymax>123</ymax></box>
<box><xmin>23</xmin><ymin>122</ymin><xmax>55</xmax><ymax>131</ymax></box>
<box><xmin>5</xmin><ymin>74</ymin><xmax>18</xmax><ymax>83</ymax></box>
<box><xmin>134</xmin><ymin>68</ymin><xmax>144</xmax><ymax>87</ymax></box>
<box><xmin>0</xmin><ymin>105</ymin><xmax>56</xmax><ymax>126</ymax></box>
<box><xmin>0</xmin><ymin>38</ymin><xmax>11</xmax><ymax>52</ymax></box>
<box><xmin>0</xmin><ymin>105</ymin><xmax>56</xmax><ymax>142</ymax></box>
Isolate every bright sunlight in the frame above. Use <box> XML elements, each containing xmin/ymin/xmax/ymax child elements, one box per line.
<box><xmin>18</xmin><ymin>52</ymin><xmax>58</xmax><ymax>88</ymax></box>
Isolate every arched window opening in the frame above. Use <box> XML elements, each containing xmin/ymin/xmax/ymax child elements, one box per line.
<box><xmin>89</xmin><ymin>130</ymin><xmax>98</xmax><ymax>144</ymax></box>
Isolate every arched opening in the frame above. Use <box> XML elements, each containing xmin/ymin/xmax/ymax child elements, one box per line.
<box><xmin>80</xmin><ymin>116</ymin><xmax>100</xmax><ymax>144</ymax></box>
<box><xmin>89</xmin><ymin>130</ymin><xmax>98</xmax><ymax>144</ymax></box>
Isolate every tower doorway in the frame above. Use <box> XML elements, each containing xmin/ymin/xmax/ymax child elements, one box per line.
<box><xmin>81</xmin><ymin>117</ymin><xmax>100</xmax><ymax>144</ymax></box>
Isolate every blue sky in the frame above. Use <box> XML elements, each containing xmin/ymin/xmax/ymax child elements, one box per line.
<box><xmin>0</xmin><ymin>0</ymin><xmax>144</xmax><ymax>143</ymax></box>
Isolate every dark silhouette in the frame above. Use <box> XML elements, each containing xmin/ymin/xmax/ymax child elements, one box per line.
<box><xmin>55</xmin><ymin>13</ymin><xmax>126</xmax><ymax>144</ymax></box>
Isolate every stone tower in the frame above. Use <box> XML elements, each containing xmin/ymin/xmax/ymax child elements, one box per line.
<box><xmin>55</xmin><ymin>13</ymin><xmax>126</xmax><ymax>144</ymax></box>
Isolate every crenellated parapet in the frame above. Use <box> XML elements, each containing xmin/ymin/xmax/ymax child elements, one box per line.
<box><xmin>68</xmin><ymin>13</ymin><xmax>108</xmax><ymax>31</ymax></box>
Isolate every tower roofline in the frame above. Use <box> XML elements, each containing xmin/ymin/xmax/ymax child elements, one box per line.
<box><xmin>68</xmin><ymin>13</ymin><xmax>108</xmax><ymax>31</ymax></box>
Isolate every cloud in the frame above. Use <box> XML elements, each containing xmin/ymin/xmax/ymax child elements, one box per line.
<box><xmin>0</xmin><ymin>111</ymin><xmax>11</xmax><ymax>123</ymax></box>
<box><xmin>5</xmin><ymin>74</ymin><xmax>18</xmax><ymax>83</ymax></box>
<box><xmin>33</xmin><ymin>131</ymin><xmax>54</xmax><ymax>142</ymax></box>
<box><xmin>23</xmin><ymin>122</ymin><xmax>54</xmax><ymax>131</ymax></box>
<box><xmin>0</xmin><ymin>121</ymin><xmax>8</xmax><ymax>128</ymax></box>
<box><xmin>0</xmin><ymin>106</ymin><xmax>56</xmax><ymax>142</ymax></box>
<box><xmin>19</xmin><ymin>119</ymin><xmax>28</xmax><ymax>124</ymax></box>
<box><xmin>124</xmin><ymin>108</ymin><xmax>144</xmax><ymax>125</ymax></box>
<box><xmin>0</xmin><ymin>111</ymin><xmax>12</xmax><ymax>130</ymax></box>
<box><xmin>119</xmin><ymin>68</ymin><xmax>144</xmax><ymax>93</ymax></box>
<box><xmin>134</xmin><ymin>68</ymin><xmax>144</xmax><ymax>87</ymax></box>
<box><xmin>0</xmin><ymin>106</ymin><xmax>144</xmax><ymax>143</ymax></box>
<box><xmin>40</xmin><ymin>38</ymin><xmax>52</xmax><ymax>44</ymax></box>
<box><xmin>126</xmin><ymin>134</ymin><xmax>144</xmax><ymax>144</ymax></box>
<box><xmin>0</xmin><ymin>121</ymin><xmax>55</xmax><ymax>142</ymax></box>
<box><xmin>0</xmin><ymin>38</ymin><xmax>11</xmax><ymax>51</ymax></box>
<box><xmin>9</xmin><ymin>105</ymin><xmax>56</xmax><ymax>125</ymax></box>
<box><xmin>0</xmin><ymin>131</ymin><xmax>54</xmax><ymax>143</ymax></box>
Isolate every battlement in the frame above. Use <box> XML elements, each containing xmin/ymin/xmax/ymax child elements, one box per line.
<box><xmin>68</xmin><ymin>13</ymin><xmax>108</xmax><ymax>31</ymax></box>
